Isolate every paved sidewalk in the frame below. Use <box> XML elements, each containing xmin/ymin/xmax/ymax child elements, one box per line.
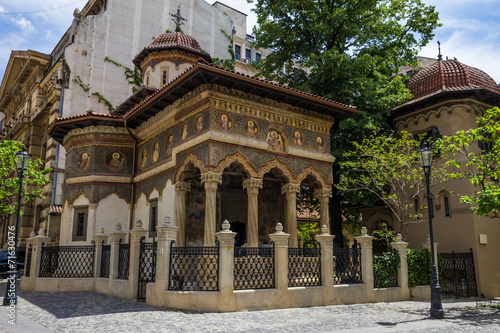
<box><xmin>0</xmin><ymin>281</ymin><xmax>498</xmax><ymax>332</ymax></box>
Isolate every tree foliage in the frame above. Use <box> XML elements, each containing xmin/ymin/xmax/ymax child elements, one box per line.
<box><xmin>337</xmin><ymin>131</ymin><xmax>450</xmax><ymax>233</ymax></box>
<box><xmin>0</xmin><ymin>140</ymin><xmax>51</xmax><ymax>221</ymax></box>
<box><xmin>444</xmin><ymin>107</ymin><xmax>500</xmax><ymax>217</ymax></box>
<box><xmin>407</xmin><ymin>248</ymin><xmax>431</xmax><ymax>287</ymax></box>
<box><xmin>250</xmin><ymin>0</ymin><xmax>440</xmax><ymax>115</ymax></box>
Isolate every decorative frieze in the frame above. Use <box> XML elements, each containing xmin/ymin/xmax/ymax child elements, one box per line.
<box><xmin>281</xmin><ymin>183</ymin><xmax>301</xmax><ymax>194</ymax></box>
<box><xmin>242</xmin><ymin>177</ymin><xmax>263</xmax><ymax>190</ymax></box>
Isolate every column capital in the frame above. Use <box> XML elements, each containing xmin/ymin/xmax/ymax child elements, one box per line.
<box><xmin>201</xmin><ymin>171</ymin><xmax>222</xmax><ymax>189</ymax></box>
<box><xmin>242</xmin><ymin>177</ymin><xmax>263</xmax><ymax>190</ymax></box>
<box><xmin>157</xmin><ymin>224</ymin><xmax>178</xmax><ymax>242</ymax></box>
<box><xmin>175</xmin><ymin>181</ymin><xmax>191</xmax><ymax>193</ymax></box>
<box><xmin>281</xmin><ymin>183</ymin><xmax>300</xmax><ymax>195</ymax></box>
<box><xmin>355</xmin><ymin>227</ymin><xmax>374</xmax><ymax>249</ymax></box>
<box><xmin>314</xmin><ymin>188</ymin><xmax>333</xmax><ymax>198</ymax></box>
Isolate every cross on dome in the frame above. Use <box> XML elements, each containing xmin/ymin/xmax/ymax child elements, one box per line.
<box><xmin>170</xmin><ymin>5</ymin><xmax>187</xmax><ymax>32</ymax></box>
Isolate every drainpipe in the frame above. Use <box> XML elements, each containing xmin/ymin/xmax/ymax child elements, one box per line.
<box><xmin>51</xmin><ymin>86</ymin><xmax>65</xmax><ymax>206</ymax></box>
<box><xmin>124</xmin><ymin>120</ymin><xmax>137</xmax><ymax>231</ymax></box>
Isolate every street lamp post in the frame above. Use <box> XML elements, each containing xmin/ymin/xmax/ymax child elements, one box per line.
<box><xmin>3</xmin><ymin>146</ymin><xmax>31</xmax><ymax>306</ymax></box>
<box><xmin>419</xmin><ymin>144</ymin><xmax>444</xmax><ymax>319</ymax></box>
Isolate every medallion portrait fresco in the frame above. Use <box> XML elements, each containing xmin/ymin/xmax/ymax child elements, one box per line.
<box><xmin>151</xmin><ymin>141</ymin><xmax>160</xmax><ymax>164</ymax></box>
<box><xmin>315</xmin><ymin>135</ymin><xmax>326</xmax><ymax>152</ymax></box>
<box><xmin>76</xmin><ymin>152</ymin><xmax>90</xmax><ymax>171</ymax></box>
<box><xmin>105</xmin><ymin>151</ymin><xmax>126</xmax><ymax>171</ymax></box>
<box><xmin>139</xmin><ymin>148</ymin><xmax>147</xmax><ymax>169</ymax></box>
<box><xmin>180</xmin><ymin>124</ymin><xmax>188</xmax><ymax>141</ymax></box>
<box><xmin>194</xmin><ymin>115</ymin><xmax>204</xmax><ymax>134</ymax></box>
<box><xmin>244</xmin><ymin>119</ymin><xmax>259</xmax><ymax>137</ymax></box>
<box><xmin>218</xmin><ymin>113</ymin><xmax>233</xmax><ymax>132</ymax></box>
<box><xmin>266</xmin><ymin>129</ymin><xmax>285</xmax><ymax>152</ymax></box>
<box><xmin>165</xmin><ymin>134</ymin><xmax>174</xmax><ymax>158</ymax></box>
<box><xmin>292</xmin><ymin>130</ymin><xmax>304</xmax><ymax>147</ymax></box>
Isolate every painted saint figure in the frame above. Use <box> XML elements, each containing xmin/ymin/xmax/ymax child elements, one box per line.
<box><xmin>181</xmin><ymin>124</ymin><xmax>188</xmax><ymax>140</ymax></box>
<box><xmin>266</xmin><ymin>130</ymin><xmax>284</xmax><ymax>152</ymax></box>
<box><xmin>218</xmin><ymin>113</ymin><xmax>233</xmax><ymax>131</ymax></box>
<box><xmin>292</xmin><ymin>131</ymin><xmax>304</xmax><ymax>147</ymax></box>
<box><xmin>245</xmin><ymin>119</ymin><xmax>258</xmax><ymax>137</ymax></box>
<box><xmin>194</xmin><ymin>115</ymin><xmax>204</xmax><ymax>134</ymax></box>
<box><xmin>107</xmin><ymin>152</ymin><xmax>125</xmax><ymax>171</ymax></box>
<box><xmin>152</xmin><ymin>142</ymin><xmax>160</xmax><ymax>163</ymax></box>
<box><xmin>165</xmin><ymin>135</ymin><xmax>174</xmax><ymax>157</ymax></box>
<box><xmin>77</xmin><ymin>152</ymin><xmax>90</xmax><ymax>171</ymax></box>
<box><xmin>140</xmin><ymin>149</ymin><xmax>147</xmax><ymax>169</ymax></box>
<box><xmin>315</xmin><ymin>136</ymin><xmax>326</xmax><ymax>152</ymax></box>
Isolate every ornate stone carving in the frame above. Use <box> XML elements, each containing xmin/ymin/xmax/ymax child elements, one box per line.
<box><xmin>175</xmin><ymin>181</ymin><xmax>191</xmax><ymax>193</ymax></box>
<box><xmin>296</xmin><ymin>165</ymin><xmax>330</xmax><ymax>188</ymax></box>
<box><xmin>281</xmin><ymin>183</ymin><xmax>301</xmax><ymax>194</ymax></box>
<box><xmin>242</xmin><ymin>177</ymin><xmax>263</xmax><ymax>190</ymax></box>
<box><xmin>257</xmin><ymin>157</ymin><xmax>294</xmax><ymax>182</ymax></box>
<box><xmin>215</xmin><ymin>151</ymin><xmax>258</xmax><ymax>176</ymax></box>
<box><xmin>200</xmin><ymin>172</ymin><xmax>223</xmax><ymax>186</ymax></box>
<box><xmin>174</xmin><ymin>153</ymin><xmax>206</xmax><ymax>182</ymax></box>
<box><xmin>314</xmin><ymin>188</ymin><xmax>333</xmax><ymax>198</ymax></box>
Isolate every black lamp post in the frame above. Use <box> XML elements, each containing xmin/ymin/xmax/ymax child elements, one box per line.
<box><xmin>3</xmin><ymin>146</ymin><xmax>31</xmax><ymax>306</ymax></box>
<box><xmin>419</xmin><ymin>144</ymin><xmax>444</xmax><ymax>319</ymax></box>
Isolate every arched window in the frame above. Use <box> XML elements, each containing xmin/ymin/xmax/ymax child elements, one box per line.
<box><xmin>414</xmin><ymin>197</ymin><xmax>419</xmax><ymax>216</ymax></box>
<box><xmin>444</xmin><ymin>194</ymin><xmax>451</xmax><ymax>217</ymax></box>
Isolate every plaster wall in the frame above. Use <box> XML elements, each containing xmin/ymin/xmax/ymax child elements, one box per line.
<box><xmin>143</xmin><ymin>60</ymin><xmax>193</xmax><ymax>89</ymax></box>
<box><xmin>60</xmin><ymin>194</ymin><xmax>91</xmax><ymax>245</ymax></box>
<box><xmin>95</xmin><ymin>194</ymin><xmax>130</xmax><ymax>238</ymax></box>
<box><xmin>159</xmin><ymin>180</ymin><xmax>176</xmax><ymax>228</ymax></box>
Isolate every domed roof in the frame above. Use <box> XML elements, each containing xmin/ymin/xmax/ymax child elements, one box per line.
<box><xmin>133</xmin><ymin>31</ymin><xmax>212</xmax><ymax>68</ymax></box>
<box><xmin>407</xmin><ymin>59</ymin><xmax>500</xmax><ymax>100</ymax></box>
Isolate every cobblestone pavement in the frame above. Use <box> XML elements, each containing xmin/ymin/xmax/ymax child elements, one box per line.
<box><xmin>0</xmin><ymin>282</ymin><xmax>499</xmax><ymax>333</ymax></box>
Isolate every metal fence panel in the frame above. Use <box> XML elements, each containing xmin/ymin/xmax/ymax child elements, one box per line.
<box><xmin>439</xmin><ymin>249</ymin><xmax>477</xmax><ymax>298</ymax></box>
<box><xmin>39</xmin><ymin>244</ymin><xmax>95</xmax><ymax>278</ymax></box>
<box><xmin>137</xmin><ymin>241</ymin><xmax>157</xmax><ymax>301</ymax></box>
<box><xmin>288</xmin><ymin>247</ymin><xmax>321</xmax><ymax>287</ymax></box>
<box><xmin>333</xmin><ymin>247</ymin><xmax>362</xmax><ymax>284</ymax></box>
<box><xmin>234</xmin><ymin>246</ymin><xmax>275</xmax><ymax>290</ymax></box>
<box><xmin>118</xmin><ymin>242</ymin><xmax>130</xmax><ymax>280</ymax></box>
<box><xmin>25</xmin><ymin>245</ymin><xmax>32</xmax><ymax>278</ymax></box>
<box><xmin>168</xmin><ymin>241</ymin><xmax>219</xmax><ymax>291</ymax></box>
<box><xmin>100</xmin><ymin>245</ymin><xmax>111</xmax><ymax>278</ymax></box>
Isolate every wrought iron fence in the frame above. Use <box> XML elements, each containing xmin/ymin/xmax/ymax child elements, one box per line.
<box><xmin>439</xmin><ymin>249</ymin><xmax>477</xmax><ymax>298</ymax></box>
<box><xmin>288</xmin><ymin>247</ymin><xmax>321</xmax><ymax>287</ymax></box>
<box><xmin>118</xmin><ymin>241</ymin><xmax>130</xmax><ymax>280</ymax></box>
<box><xmin>39</xmin><ymin>244</ymin><xmax>95</xmax><ymax>278</ymax></box>
<box><xmin>100</xmin><ymin>244</ymin><xmax>111</xmax><ymax>278</ymax></box>
<box><xmin>25</xmin><ymin>245</ymin><xmax>32</xmax><ymax>277</ymax></box>
<box><xmin>168</xmin><ymin>241</ymin><xmax>220</xmax><ymax>291</ymax></box>
<box><xmin>234</xmin><ymin>246</ymin><xmax>275</xmax><ymax>290</ymax></box>
<box><xmin>373</xmin><ymin>251</ymin><xmax>399</xmax><ymax>288</ymax></box>
<box><xmin>333</xmin><ymin>246</ymin><xmax>362</xmax><ymax>284</ymax></box>
<box><xmin>137</xmin><ymin>240</ymin><xmax>157</xmax><ymax>301</ymax></box>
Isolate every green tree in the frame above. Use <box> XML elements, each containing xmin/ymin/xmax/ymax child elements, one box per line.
<box><xmin>0</xmin><ymin>140</ymin><xmax>51</xmax><ymax>229</ymax></box>
<box><xmin>337</xmin><ymin>131</ymin><xmax>450</xmax><ymax>235</ymax></box>
<box><xmin>250</xmin><ymin>0</ymin><xmax>440</xmax><ymax>115</ymax></box>
<box><xmin>444</xmin><ymin>107</ymin><xmax>500</xmax><ymax>217</ymax></box>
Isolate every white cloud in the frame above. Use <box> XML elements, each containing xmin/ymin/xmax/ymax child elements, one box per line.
<box><xmin>11</xmin><ymin>16</ymin><xmax>35</xmax><ymax>34</ymax></box>
<box><xmin>0</xmin><ymin>5</ymin><xmax>5</xmax><ymax>14</ymax></box>
<box><xmin>45</xmin><ymin>30</ymin><xmax>52</xmax><ymax>39</ymax></box>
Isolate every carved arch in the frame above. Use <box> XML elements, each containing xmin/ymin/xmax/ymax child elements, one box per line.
<box><xmin>296</xmin><ymin>165</ymin><xmax>329</xmax><ymax>188</ymax></box>
<box><xmin>214</xmin><ymin>151</ymin><xmax>258</xmax><ymax>177</ymax></box>
<box><xmin>174</xmin><ymin>153</ymin><xmax>206</xmax><ymax>182</ymax></box>
<box><xmin>256</xmin><ymin>157</ymin><xmax>294</xmax><ymax>183</ymax></box>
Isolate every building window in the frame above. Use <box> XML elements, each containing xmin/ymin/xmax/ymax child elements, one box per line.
<box><xmin>162</xmin><ymin>70</ymin><xmax>168</xmax><ymax>85</ymax></box>
<box><xmin>149</xmin><ymin>199</ymin><xmax>158</xmax><ymax>237</ymax></box>
<box><xmin>72</xmin><ymin>207</ymin><xmax>88</xmax><ymax>241</ymax></box>
<box><xmin>444</xmin><ymin>195</ymin><xmax>451</xmax><ymax>216</ymax></box>
<box><xmin>235</xmin><ymin>45</ymin><xmax>241</xmax><ymax>61</ymax></box>
<box><xmin>255</xmin><ymin>52</ymin><xmax>261</xmax><ymax>62</ymax></box>
<box><xmin>414</xmin><ymin>198</ymin><xmax>419</xmax><ymax>216</ymax></box>
<box><xmin>245</xmin><ymin>49</ymin><xmax>251</xmax><ymax>64</ymax></box>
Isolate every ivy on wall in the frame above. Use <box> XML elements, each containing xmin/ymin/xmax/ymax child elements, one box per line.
<box><xmin>104</xmin><ymin>56</ymin><xmax>143</xmax><ymax>93</ymax></box>
<box><xmin>212</xmin><ymin>29</ymin><xmax>235</xmax><ymax>70</ymax></box>
<box><xmin>73</xmin><ymin>75</ymin><xmax>90</xmax><ymax>92</ymax></box>
<box><xmin>73</xmin><ymin>76</ymin><xmax>115</xmax><ymax>113</ymax></box>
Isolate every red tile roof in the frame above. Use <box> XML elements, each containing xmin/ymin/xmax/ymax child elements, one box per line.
<box><xmin>407</xmin><ymin>60</ymin><xmax>500</xmax><ymax>100</ymax></box>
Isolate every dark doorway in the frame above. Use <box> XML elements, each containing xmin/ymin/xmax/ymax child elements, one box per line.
<box><xmin>230</xmin><ymin>221</ymin><xmax>246</xmax><ymax>247</ymax></box>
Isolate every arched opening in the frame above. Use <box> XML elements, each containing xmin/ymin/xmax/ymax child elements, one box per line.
<box><xmin>259</xmin><ymin>168</ymin><xmax>287</xmax><ymax>240</ymax></box>
<box><xmin>179</xmin><ymin>163</ymin><xmax>204</xmax><ymax>246</ymax></box>
<box><xmin>297</xmin><ymin>175</ymin><xmax>322</xmax><ymax>248</ymax></box>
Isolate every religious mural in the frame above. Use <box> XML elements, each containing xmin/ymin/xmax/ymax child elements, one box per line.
<box><xmin>266</xmin><ymin>129</ymin><xmax>284</xmax><ymax>152</ymax></box>
<box><xmin>165</xmin><ymin>134</ymin><xmax>174</xmax><ymax>158</ymax></box>
<box><xmin>194</xmin><ymin>115</ymin><xmax>204</xmax><ymax>134</ymax></box>
<box><xmin>152</xmin><ymin>142</ymin><xmax>160</xmax><ymax>164</ymax></box>
<box><xmin>315</xmin><ymin>136</ymin><xmax>326</xmax><ymax>152</ymax></box>
<box><xmin>218</xmin><ymin>113</ymin><xmax>233</xmax><ymax>132</ymax></box>
<box><xmin>244</xmin><ymin>119</ymin><xmax>259</xmax><ymax>137</ymax></box>
<box><xmin>180</xmin><ymin>124</ymin><xmax>188</xmax><ymax>141</ymax></box>
<box><xmin>292</xmin><ymin>130</ymin><xmax>304</xmax><ymax>147</ymax></box>
<box><xmin>140</xmin><ymin>149</ymin><xmax>147</xmax><ymax>169</ymax></box>
<box><xmin>77</xmin><ymin>152</ymin><xmax>90</xmax><ymax>171</ymax></box>
<box><xmin>105</xmin><ymin>151</ymin><xmax>126</xmax><ymax>171</ymax></box>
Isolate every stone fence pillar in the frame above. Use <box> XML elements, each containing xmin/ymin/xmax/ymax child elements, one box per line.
<box><xmin>23</xmin><ymin>232</ymin><xmax>35</xmax><ymax>276</ymax></box>
<box><xmin>269</xmin><ymin>223</ymin><xmax>290</xmax><ymax>291</ymax></box>
<box><xmin>422</xmin><ymin>234</ymin><xmax>439</xmax><ymax>277</ymax></box>
<box><xmin>155</xmin><ymin>217</ymin><xmax>178</xmax><ymax>291</ymax></box>
<box><xmin>355</xmin><ymin>227</ymin><xmax>374</xmax><ymax>290</ymax></box>
<box><xmin>21</xmin><ymin>230</ymin><xmax>49</xmax><ymax>290</ymax></box>
<box><xmin>109</xmin><ymin>223</ymin><xmax>126</xmax><ymax>281</ymax></box>
<box><xmin>315</xmin><ymin>225</ymin><xmax>335</xmax><ymax>288</ymax></box>
<box><xmin>93</xmin><ymin>227</ymin><xmax>109</xmax><ymax>278</ymax></box>
<box><xmin>128</xmin><ymin>220</ymin><xmax>148</xmax><ymax>299</ymax></box>
<box><xmin>391</xmin><ymin>233</ymin><xmax>409</xmax><ymax>298</ymax></box>
<box><xmin>216</xmin><ymin>220</ymin><xmax>236</xmax><ymax>310</ymax></box>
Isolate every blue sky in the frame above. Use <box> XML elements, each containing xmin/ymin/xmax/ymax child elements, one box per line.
<box><xmin>1</xmin><ymin>0</ymin><xmax>500</xmax><ymax>83</ymax></box>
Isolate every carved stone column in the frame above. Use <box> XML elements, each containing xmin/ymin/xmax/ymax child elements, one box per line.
<box><xmin>215</xmin><ymin>220</ymin><xmax>236</xmax><ymax>307</ymax></box>
<box><xmin>201</xmin><ymin>172</ymin><xmax>222</xmax><ymax>246</ymax></box>
<box><xmin>156</xmin><ymin>222</ymin><xmax>178</xmax><ymax>290</ymax></box>
<box><xmin>315</xmin><ymin>188</ymin><xmax>333</xmax><ymax>233</ymax></box>
<box><xmin>175</xmin><ymin>181</ymin><xmax>191</xmax><ymax>247</ymax></box>
<box><xmin>242</xmin><ymin>178</ymin><xmax>263</xmax><ymax>247</ymax></box>
<box><xmin>355</xmin><ymin>227</ymin><xmax>374</xmax><ymax>291</ymax></box>
<box><xmin>281</xmin><ymin>183</ymin><xmax>300</xmax><ymax>247</ymax></box>
<box><xmin>391</xmin><ymin>233</ymin><xmax>409</xmax><ymax>298</ymax></box>
<box><xmin>268</xmin><ymin>223</ymin><xmax>290</xmax><ymax>291</ymax></box>
<box><xmin>315</xmin><ymin>225</ymin><xmax>335</xmax><ymax>288</ymax></box>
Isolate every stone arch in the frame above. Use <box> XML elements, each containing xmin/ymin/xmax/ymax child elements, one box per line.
<box><xmin>174</xmin><ymin>153</ymin><xmax>206</xmax><ymax>182</ymax></box>
<box><xmin>67</xmin><ymin>191</ymin><xmax>91</xmax><ymax>206</ymax></box>
<box><xmin>214</xmin><ymin>151</ymin><xmax>258</xmax><ymax>177</ymax></box>
<box><xmin>257</xmin><ymin>157</ymin><xmax>294</xmax><ymax>183</ymax></box>
<box><xmin>296</xmin><ymin>165</ymin><xmax>329</xmax><ymax>188</ymax></box>
<box><xmin>364</xmin><ymin>210</ymin><xmax>394</xmax><ymax>234</ymax></box>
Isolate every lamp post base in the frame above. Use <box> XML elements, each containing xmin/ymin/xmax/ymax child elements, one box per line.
<box><xmin>430</xmin><ymin>282</ymin><xmax>444</xmax><ymax>319</ymax></box>
<box><xmin>2</xmin><ymin>273</ymin><xmax>18</xmax><ymax>306</ymax></box>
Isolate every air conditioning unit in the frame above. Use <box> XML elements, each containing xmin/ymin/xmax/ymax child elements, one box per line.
<box><xmin>243</xmin><ymin>58</ymin><xmax>249</xmax><ymax>64</ymax></box>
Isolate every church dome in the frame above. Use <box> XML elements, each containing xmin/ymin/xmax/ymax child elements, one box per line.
<box><xmin>407</xmin><ymin>59</ymin><xmax>500</xmax><ymax>100</ymax></box>
<box><xmin>133</xmin><ymin>31</ymin><xmax>212</xmax><ymax>69</ymax></box>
